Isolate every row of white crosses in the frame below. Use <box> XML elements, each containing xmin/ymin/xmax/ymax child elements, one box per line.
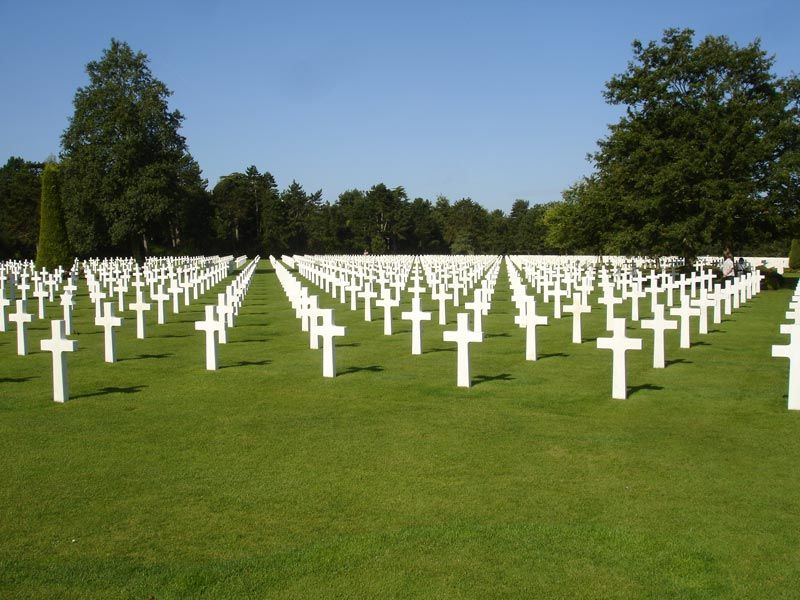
<box><xmin>288</xmin><ymin>254</ymin><xmax>501</xmax><ymax>385</ymax></box>
<box><xmin>507</xmin><ymin>256</ymin><xmax>765</xmax><ymax>399</ymax></box>
<box><xmin>441</xmin><ymin>261</ymin><xmax>501</xmax><ymax>386</ymax></box>
<box><xmin>193</xmin><ymin>257</ymin><xmax>260</xmax><ymax>370</ymax></box>
<box><xmin>772</xmin><ymin>279</ymin><xmax>800</xmax><ymax>410</ymax></box>
<box><xmin>272</xmin><ymin>256</ymin><xmax>347</xmax><ymax>377</ymax></box>
<box><xmin>1</xmin><ymin>256</ymin><xmax>237</xmax><ymax>402</ymax></box>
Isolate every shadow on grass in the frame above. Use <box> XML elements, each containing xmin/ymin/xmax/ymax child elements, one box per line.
<box><xmin>338</xmin><ymin>342</ymin><xmax>361</xmax><ymax>348</ymax></box>
<box><xmin>473</xmin><ymin>373</ymin><xmax>514</xmax><ymax>386</ymax></box>
<box><xmin>628</xmin><ymin>383</ymin><xmax>664</xmax><ymax>397</ymax></box>
<box><xmin>691</xmin><ymin>341</ymin><xmax>711</xmax><ymax>347</ymax></box>
<box><xmin>159</xmin><ymin>333</ymin><xmax>193</xmax><ymax>338</ymax></box>
<box><xmin>228</xmin><ymin>338</ymin><xmax>270</xmax><ymax>344</ymax></box>
<box><xmin>73</xmin><ymin>385</ymin><xmax>147</xmax><ymax>399</ymax></box>
<box><xmin>221</xmin><ymin>359</ymin><xmax>272</xmax><ymax>369</ymax></box>
<box><xmin>339</xmin><ymin>365</ymin><xmax>384</xmax><ymax>376</ymax></box>
<box><xmin>538</xmin><ymin>352</ymin><xmax>568</xmax><ymax>360</ymax></box>
<box><xmin>0</xmin><ymin>376</ymin><xmax>38</xmax><ymax>383</ymax></box>
<box><xmin>666</xmin><ymin>358</ymin><xmax>692</xmax><ymax>366</ymax></box>
<box><xmin>425</xmin><ymin>347</ymin><xmax>455</xmax><ymax>354</ymax></box>
<box><xmin>485</xmin><ymin>332</ymin><xmax>512</xmax><ymax>338</ymax></box>
<box><xmin>119</xmin><ymin>353</ymin><xmax>173</xmax><ymax>362</ymax></box>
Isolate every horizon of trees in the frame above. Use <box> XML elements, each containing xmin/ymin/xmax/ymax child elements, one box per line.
<box><xmin>1</xmin><ymin>30</ymin><xmax>797</xmax><ymax>262</ymax></box>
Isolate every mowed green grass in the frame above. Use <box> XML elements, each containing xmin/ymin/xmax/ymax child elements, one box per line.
<box><xmin>1</xmin><ymin>260</ymin><xmax>799</xmax><ymax>599</ymax></box>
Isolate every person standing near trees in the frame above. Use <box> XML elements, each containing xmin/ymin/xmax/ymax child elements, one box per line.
<box><xmin>722</xmin><ymin>252</ymin><xmax>735</xmax><ymax>281</ymax></box>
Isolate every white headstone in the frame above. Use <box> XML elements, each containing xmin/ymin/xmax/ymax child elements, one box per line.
<box><xmin>9</xmin><ymin>300</ymin><xmax>32</xmax><ymax>355</ymax></box>
<box><xmin>95</xmin><ymin>301</ymin><xmax>123</xmax><ymax>363</ymax></box>
<box><xmin>442</xmin><ymin>312</ymin><xmax>483</xmax><ymax>387</ymax></box>
<box><xmin>596</xmin><ymin>317</ymin><xmax>642</xmax><ymax>399</ymax></box>
<box><xmin>33</xmin><ymin>285</ymin><xmax>48</xmax><ymax>319</ymax></box>
<box><xmin>195</xmin><ymin>304</ymin><xmax>222</xmax><ymax>370</ymax></box>
<box><xmin>640</xmin><ymin>303</ymin><xmax>678</xmax><ymax>368</ymax></box>
<box><xmin>772</xmin><ymin>323</ymin><xmax>800</xmax><ymax>410</ymax></box>
<box><xmin>563</xmin><ymin>294</ymin><xmax>591</xmax><ymax>344</ymax></box>
<box><xmin>317</xmin><ymin>309</ymin><xmax>346</xmax><ymax>378</ymax></box>
<box><xmin>670</xmin><ymin>297</ymin><xmax>700</xmax><ymax>349</ymax></box>
<box><xmin>598</xmin><ymin>287</ymin><xmax>623</xmax><ymax>330</ymax></box>
<box><xmin>0</xmin><ymin>293</ymin><xmax>10</xmax><ymax>332</ymax></box>
<box><xmin>129</xmin><ymin>295</ymin><xmax>151</xmax><ymax>339</ymax></box>
<box><xmin>360</xmin><ymin>284</ymin><xmax>378</xmax><ymax>322</ymax></box>
<box><xmin>515</xmin><ymin>298</ymin><xmax>548</xmax><ymax>361</ymax></box>
<box><xmin>375</xmin><ymin>289</ymin><xmax>399</xmax><ymax>336</ymax></box>
<box><xmin>152</xmin><ymin>284</ymin><xmax>169</xmax><ymax>325</ymax></box>
<box><xmin>40</xmin><ymin>319</ymin><xmax>78</xmax><ymax>403</ymax></box>
<box><xmin>401</xmin><ymin>296</ymin><xmax>432</xmax><ymax>355</ymax></box>
<box><xmin>60</xmin><ymin>291</ymin><xmax>74</xmax><ymax>335</ymax></box>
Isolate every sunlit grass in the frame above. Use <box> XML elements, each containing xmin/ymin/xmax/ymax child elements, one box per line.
<box><xmin>0</xmin><ymin>261</ymin><xmax>798</xmax><ymax>598</ymax></box>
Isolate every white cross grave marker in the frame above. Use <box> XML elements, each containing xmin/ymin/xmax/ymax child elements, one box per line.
<box><xmin>596</xmin><ymin>317</ymin><xmax>642</xmax><ymax>400</ymax></box>
<box><xmin>360</xmin><ymin>284</ymin><xmax>378</xmax><ymax>322</ymax></box>
<box><xmin>9</xmin><ymin>300</ymin><xmax>32</xmax><ymax>355</ymax></box>
<box><xmin>771</xmin><ymin>322</ymin><xmax>800</xmax><ymax>411</ymax></box>
<box><xmin>670</xmin><ymin>297</ymin><xmax>700</xmax><ymax>349</ymax></box>
<box><xmin>691</xmin><ymin>289</ymin><xmax>715</xmax><ymax>335</ymax></box>
<box><xmin>96</xmin><ymin>301</ymin><xmax>123</xmax><ymax>363</ymax></box>
<box><xmin>515</xmin><ymin>297</ymin><xmax>548</xmax><ymax>361</ymax></box>
<box><xmin>40</xmin><ymin>319</ymin><xmax>77</xmax><ymax>403</ymax></box>
<box><xmin>195</xmin><ymin>304</ymin><xmax>222</xmax><ymax>370</ymax></box>
<box><xmin>563</xmin><ymin>293</ymin><xmax>592</xmax><ymax>344</ymax></box>
<box><xmin>129</xmin><ymin>294</ymin><xmax>151</xmax><ymax>339</ymax></box>
<box><xmin>401</xmin><ymin>296</ymin><xmax>432</xmax><ymax>355</ymax></box>
<box><xmin>33</xmin><ymin>285</ymin><xmax>48</xmax><ymax>319</ymax></box>
<box><xmin>152</xmin><ymin>285</ymin><xmax>170</xmax><ymax>325</ymax></box>
<box><xmin>317</xmin><ymin>309</ymin><xmax>346</xmax><ymax>378</ymax></box>
<box><xmin>376</xmin><ymin>289</ymin><xmax>399</xmax><ymax>335</ymax></box>
<box><xmin>60</xmin><ymin>291</ymin><xmax>74</xmax><ymax>335</ymax></box>
<box><xmin>0</xmin><ymin>293</ymin><xmax>10</xmax><ymax>332</ymax></box>
<box><xmin>599</xmin><ymin>287</ymin><xmax>623</xmax><ymax>330</ymax></box>
<box><xmin>640</xmin><ymin>303</ymin><xmax>678</xmax><ymax>368</ymax></box>
<box><xmin>442</xmin><ymin>312</ymin><xmax>483</xmax><ymax>387</ymax></box>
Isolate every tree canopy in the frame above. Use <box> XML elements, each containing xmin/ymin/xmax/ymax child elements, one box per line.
<box><xmin>2</xmin><ymin>31</ymin><xmax>797</xmax><ymax>261</ymax></box>
<box><xmin>552</xmin><ymin>28</ymin><xmax>800</xmax><ymax>259</ymax></box>
<box><xmin>60</xmin><ymin>39</ymin><xmax>207</xmax><ymax>258</ymax></box>
<box><xmin>0</xmin><ymin>157</ymin><xmax>42</xmax><ymax>259</ymax></box>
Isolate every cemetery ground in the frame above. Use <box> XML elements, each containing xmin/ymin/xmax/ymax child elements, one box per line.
<box><xmin>1</xmin><ymin>260</ymin><xmax>799</xmax><ymax>599</ymax></box>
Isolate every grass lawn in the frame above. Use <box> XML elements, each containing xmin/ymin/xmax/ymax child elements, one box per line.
<box><xmin>1</xmin><ymin>259</ymin><xmax>799</xmax><ymax>599</ymax></box>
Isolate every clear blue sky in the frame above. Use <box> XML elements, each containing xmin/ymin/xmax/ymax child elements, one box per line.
<box><xmin>1</xmin><ymin>0</ymin><xmax>797</xmax><ymax>212</ymax></box>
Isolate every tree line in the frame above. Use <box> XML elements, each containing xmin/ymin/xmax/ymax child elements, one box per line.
<box><xmin>1</xmin><ymin>30</ymin><xmax>797</xmax><ymax>265</ymax></box>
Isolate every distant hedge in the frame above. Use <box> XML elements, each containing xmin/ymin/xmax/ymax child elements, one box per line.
<box><xmin>790</xmin><ymin>239</ymin><xmax>800</xmax><ymax>270</ymax></box>
<box><xmin>35</xmin><ymin>163</ymin><xmax>71</xmax><ymax>270</ymax></box>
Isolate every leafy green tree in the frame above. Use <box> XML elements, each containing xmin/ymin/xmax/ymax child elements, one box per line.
<box><xmin>402</xmin><ymin>198</ymin><xmax>446</xmax><ymax>253</ymax></box>
<box><xmin>790</xmin><ymin>239</ymin><xmax>800</xmax><ymax>270</ymax></box>
<box><xmin>545</xmin><ymin>178</ymin><xmax>613</xmax><ymax>255</ymax></box>
<box><xmin>0</xmin><ymin>157</ymin><xmax>42</xmax><ymax>258</ymax></box>
<box><xmin>280</xmin><ymin>181</ymin><xmax>322</xmax><ymax>254</ymax></box>
<box><xmin>580</xmin><ymin>28</ymin><xmax>800</xmax><ymax>260</ymax></box>
<box><xmin>507</xmin><ymin>200</ymin><xmax>554</xmax><ymax>254</ymax></box>
<box><xmin>336</xmin><ymin>189</ymin><xmax>370</xmax><ymax>253</ymax></box>
<box><xmin>442</xmin><ymin>198</ymin><xmax>489</xmax><ymax>254</ymax></box>
<box><xmin>485</xmin><ymin>209</ymin><xmax>508</xmax><ymax>254</ymax></box>
<box><xmin>35</xmin><ymin>163</ymin><xmax>71</xmax><ymax>269</ymax></box>
<box><xmin>168</xmin><ymin>155</ymin><xmax>212</xmax><ymax>254</ymax></box>
<box><xmin>364</xmin><ymin>184</ymin><xmax>408</xmax><ymax>252</ymax></box>
<box><xmin>213</xmin><ymin>166</ymin><xmax>277</xmax><ymax>255</ymax></box>
<box><xmin>61</xmin><ymin>39</ymin><xmax>206</xmax><ymax>257</ymax></box>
